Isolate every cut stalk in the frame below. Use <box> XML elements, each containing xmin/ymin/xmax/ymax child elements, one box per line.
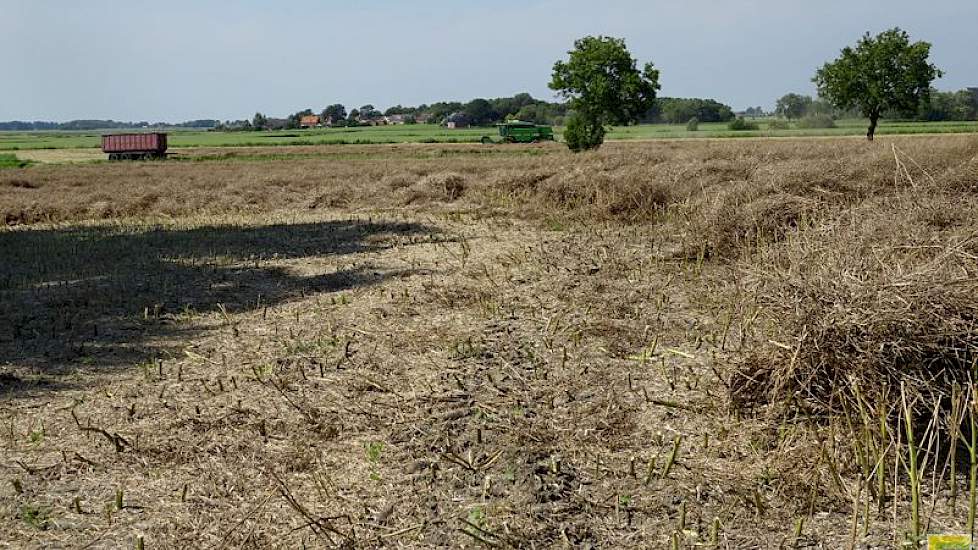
<box><xmin>968</xmin><ymin>399</ymin><xmax>977</xmax><ymax>539</ymax></box>
<box><xmin>901</xmin><ymin>387</ymin><xmax>921</xmax><ymax>546</ymax></box>
<box><xmin>661</xmin><ymin>435</ymin><xmax>682</xmax><ymax>479</ymax></box>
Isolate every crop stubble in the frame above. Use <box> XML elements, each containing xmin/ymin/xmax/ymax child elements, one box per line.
<box><xmin>2</xmin><ymin>136</ymin><xmax>978</xmax><ymax>547</ymax></box>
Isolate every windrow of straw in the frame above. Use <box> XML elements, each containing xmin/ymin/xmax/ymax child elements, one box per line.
<box><xmin>730</xmin><ymin>185</ymin><xmax>978</xmax><ymax>422</ymax></box>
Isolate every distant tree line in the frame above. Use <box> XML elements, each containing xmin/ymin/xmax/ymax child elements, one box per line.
<box><xmin>918</xmin><ymin>88</ymin><xmax>978</xmax><ymax>121</ymax></box>
<box><xmin>642</xmin><ymin>97</ymin><xmax>735</xmax><ymax>124</ymax></box>
<box><xmin>15</xmin><ymin>83</ymin><xmax>969</xmax><ymax>136</ymax></box>
<box><xmin>0</xmin><ymin>119</ymin><xmax>219</xmax><ymax>131</ymax></box>
<box><xmin>371</xmin><ymin>94</ymin><xmax>571</xmax><ymax>126</ymax></box>
<box><xmin>242</xmin><ymin>93</ymin><xmax>572</xmax><ymax>131</ymax></box>
<box><xmin>774</xmin><ymin>88</ymin><xmax>977</xmax><ymax>122</ymax></box>
<box><xmin>163</xmin><ymin>85</ymin><xmax>978</xmax><ymax>135</ymax></box>
<box><xmin>774</xmin><ymin>94</ymin><xmax>846</xmax><ymax>120</ymax></box>
<box><xmin>240</xmin><ymin>94</ymin><xmax>741</xmax><ymax>133</ymax></box>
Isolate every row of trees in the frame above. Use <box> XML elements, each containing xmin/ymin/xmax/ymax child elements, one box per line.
<box><xmin>775</xmin><ymin>88</ymin><xmax>978</xmax><ymax>122</ymax></box>
<box><xmin>549</xmin><ymin>27</ymin><xmax>952</xmax><ymax>150</ymax></box>
<box><xmin>921</xmin><ymin>89</ymin><xmax>978</xmax><ymax>121</ymax></box>
<box><xmin>240</xmin><ymin>93</ymin><xmax>739</xmax><ymax>133</ymax></box>
<box><xmin>0</xmin><ymin>119</ymin><xmax>218</xmax><ymax>131</ymax></box>
<box><xmin>240</xmin><ymin>94</ymin><xmax>571</xmax><ymax>131</ymax></box>
<box><xmin>774</xmin><ymin>94</ymin><xmax>847</xmax><ymax>120</ymax></box>
<box><xmin>645</xmin><ymin>98</ymin><xmax>735</xmax><ymax>124</ymax></box>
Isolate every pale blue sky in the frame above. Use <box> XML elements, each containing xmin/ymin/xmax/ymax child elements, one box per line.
<box><xmin>3</xmin><ymin>0</ymin><xmax>976</xmax><ymax>121</ymax></box>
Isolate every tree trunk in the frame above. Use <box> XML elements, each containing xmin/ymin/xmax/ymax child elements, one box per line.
<box><xmin>867</xmin><ymin>113</ymin><xmax>879</xmax><ymax>141</ymax></box>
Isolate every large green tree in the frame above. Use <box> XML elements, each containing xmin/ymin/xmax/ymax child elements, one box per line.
<box><xmin>463</xmin><ymin>98</ymin><xmax>499</xmax><ymax>126</ymax></box>
<box><xmin>359</xmin><ymin>105</ymin><xmax>382</xmax><ymax>119</ymax></box>
<box><xmin>814</xmin><ymin>28</ymin><xmax>942</xmax><ymax>140</ymax></box>
<box><xmin>775</xmin><ymin>93</ymin><xmax>813</xmax><ymax>120</ymax></box>
<box><xmin>321</xmin><ymin>104</ymin><xmax>347</xmax><ymax>122</ymax></box>
<box><xmin>550</xmin><ymin>35</ymin><xmax>660</xmax><ymax>151</ymax></box>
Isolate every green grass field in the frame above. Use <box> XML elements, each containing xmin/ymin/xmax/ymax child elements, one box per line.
<box><xmin>0</xmin><ymin>153</ymin><xmax>31</xmax><ymax>169</ymax></box>
<box><xmin>1</xmin><ymin>118</ymin><xmax>976</xmax><ymax>150</ymax></box>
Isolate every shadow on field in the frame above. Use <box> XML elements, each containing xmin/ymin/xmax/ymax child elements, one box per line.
<box><xmin>0</xmin><ymin>219</ymin><xmax>436</xmax><ymax>394</ymax></box>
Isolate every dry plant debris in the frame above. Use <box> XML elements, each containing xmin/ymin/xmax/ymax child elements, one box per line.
<box><xmin>2</xmin><ymin>135</ymin><xmax>978</xmax><ymax>547</ymax></box>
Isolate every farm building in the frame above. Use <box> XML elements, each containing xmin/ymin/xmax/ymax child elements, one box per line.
<box><xmin>299</xmin><ymin>115</ymin><xmax>321</xmax><ymax>128</ymax></box>
<box><xmin>415</xmin><ymin>113</ymin><xmax>432</xmax><ymax>124</ymax></box>
<box><xmin>386</xmin><ymin>114</ymin><xmax>409</xmax><ymax>125</ymax></box>
<box><xmin>355</xmin><ymin>115</ymin><xmax>387</xmax><ymax>126</ymax></box>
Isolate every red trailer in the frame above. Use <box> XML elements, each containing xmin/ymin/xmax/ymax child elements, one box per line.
<box><xmin>101</xmin><ymin>133</ymin><xmax>168</xmax><ymax>161</ymax></box>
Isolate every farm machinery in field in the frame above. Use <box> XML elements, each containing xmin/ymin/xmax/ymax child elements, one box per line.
<box><xmin>102</xmin><ymin>133</ymin><xmax>169</xmax><ymax>160</ymax></box>
<box><xmin>481</xmin><ymin>121</ymin><xmax>555</xmax><ymax>144</ymax></box>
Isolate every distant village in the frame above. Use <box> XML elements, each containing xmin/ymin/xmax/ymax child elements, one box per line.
<box><xmin>2</xmin><ymin>88</ymin><xmax>974</xmax><ymax>133</ymax></box>
<box><xmin>296</xmin><ymin>112</ymin><xmax>440</xmax><ymax>129</ymax></box>
<box><xmin>217</xmin><ymin>110</ymin><xmax>470</xmax><ymax>132</ymax></box>
<box><xmin>218</xmin><ymin>94</ymin><xmax>571</xmax><ymax>132</ymax></box>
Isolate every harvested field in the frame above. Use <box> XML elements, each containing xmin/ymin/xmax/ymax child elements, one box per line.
<box><xmin>2</xmin><ymin>136</ymin><xmax>978</xmax><ymax>547</ymax></box>
<box><xmin>10</xmin><ymin>149</ymin><xmax>105</xmax><ymax>164</ymax></box>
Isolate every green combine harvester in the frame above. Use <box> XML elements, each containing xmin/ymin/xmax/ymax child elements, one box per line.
<box><xmin>481</xmin><ymin>121</ymin><xmax>555</xmax><ymax>144</ymax></box>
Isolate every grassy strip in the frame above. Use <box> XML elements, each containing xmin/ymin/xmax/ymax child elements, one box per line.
<box><xmin>0</xmin><ymin>153</ymin><xmax>30</xmax><ymax>169</ymax></box>
<box><xmin>2</xmin><ymin>119</ymin><xmax>976</xmax><ymax>150</ymax></box>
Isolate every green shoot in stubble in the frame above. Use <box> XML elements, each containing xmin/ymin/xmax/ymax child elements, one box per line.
<box><xmin>644</xmin><ymin>455</ymin><xmax>657</xmax><ymax>486</ymax></box>
<box><xmin>365</xmin><ymin>441</ymin><xmax>384</xmax><ymax>462</ymax></box>
<box><xmin>28</xmin><ymin>424</ymin><xmax>44</xmax><ymax>444</ymax></box>
<box><xmin>901</xmin><ymin>386</ymin><xmax>921</xmax><ymax>546</ymax></box>
<box><xmin>960</xmin><ymin>391</ymin><xmax>978</xmax><ymax>540</ymax></box>
<box><xmin>793</xmin><ymin>517</ymin><xmax>804</xmax><ymax>547</ymax></box>
<box><xmin>661</xmin><ymin>435</ymin><xmax>682</xmax><ymax>479</ymax></box>
<box><xmin>20</xmin><ymin>504</ymin><xmax>50</xmax><ymax>530</ymax></box>
<box><xmin>677</xmin><ymin>500</ymin><xmax>686</xmax><ymax>533</ymax></box>
<box><xmin>848</xmin><ymin>381</ymin><xmax>883</xmax><ymax>533</ymax></box>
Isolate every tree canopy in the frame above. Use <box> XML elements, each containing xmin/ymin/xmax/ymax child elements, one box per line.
<box><xmin>814</xmin><ymin>28</ymin><xmax>942</xmax><ymax>140</ymax></box>
<box><xmin>775</xmin><ymin>94</ymin><xmax>813</xmax><ymax>120</ymax></box>
<box><xmin>462</xmin><ymin>99</ymin><xmax>498</xmax><ymax>126</ymax></box>
<box><xmin>920</xmin><ymin>89</ymin><xmax>978</xmax><ymax>121</ymax></box>
<box><xmin>646</xmin><ymin>98</ymin><xmax>734</xmax><ymax>124</ymax></box>
<box><xmin>321</xmin><ymin>104</ymin><xmax>347</xmax><ymax>122</ymax></box>
<box><xmin>550</xmin><ymin>35</ymin><xmax>660</xmax><ymax>151</ymax></box>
